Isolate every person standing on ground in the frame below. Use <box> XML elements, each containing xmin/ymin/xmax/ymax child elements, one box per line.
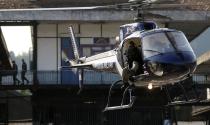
<box><xmin>21</xmin><ymin>59</ymin><xmax>29</xmax><ymax>85</ymax></box>
<box><xmin>12</xmin><ymin>61</ymin><xmax>20</xmax><ymax>85</ymax></box>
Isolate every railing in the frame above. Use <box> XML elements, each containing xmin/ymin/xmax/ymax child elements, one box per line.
<box><xmin>0</xmin><ymin>70</ymin><xmax>121</xmax><ymax>85</ymax></box>
<box><xmin>37</xmin><ymin>70</ymin><xmax>60</xmax><ymax>84</ymax></box>
<box><xmin>1</xmin><ymin>70</ymin><xmax>210</xmax><ymax>86</ymax></box>
<box><xmin>192</xmin><ymin>74</ymin><xmax>210</xmax><ymax>84</ymax></box>
<box><xmin>82</xmin><ymin>70</ymin><xmax>121</xmax><ymax>85</ymax></box>
<box><xmin>0</xmin><ymin>70</ymin><xmax>33</xmax><ymax>85</ymax></box>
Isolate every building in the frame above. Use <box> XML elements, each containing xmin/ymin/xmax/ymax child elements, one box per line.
<box><xmin>0</xmin><ymin>0</ymin><xmax>210</xmax><ymax>124</ymax></box>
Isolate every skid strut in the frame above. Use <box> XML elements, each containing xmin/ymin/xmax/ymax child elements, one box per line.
<box><xmin>103</xmin><ymin>80</ymin><xmax>135</xmax><ymax>112</ymax></box>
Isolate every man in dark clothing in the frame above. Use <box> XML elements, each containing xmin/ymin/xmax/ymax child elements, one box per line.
<box><xmin>126</xmin><ymin>41</ymin><xmax>143</xmax><ymax>73</ymax></box>
<box><xmin>21</xmin><ymin>59</ymin><xmax>29</xmax><ymax>85</ymax></box>
<box><xmin>12</xmin><ymin>61</ymin><xmax>20</xmax><ymax>85</ymax></box>
<box><xmin>122</xmin><ymin>41</ymin><xmax>143</xmax><ymax>86</ymax></box>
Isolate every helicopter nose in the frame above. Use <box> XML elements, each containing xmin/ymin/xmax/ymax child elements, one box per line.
<box><xmin>164</xmin><ymin>62</ymin><xmax>196</xmax><ymax>75</ymax></box>
<box><xmin>146</xmin><ymin>51</ymin><xmax>197</xmax><ymax>76</ymax></box>
<box><xmin>165</xmin><ymin>51</ymin><xmax>197</xmax><ymax>74</ymax></box>
<box><xmin>185</xmin><ymin>61</ymin><xmax>197</xmax><ymax>73</ymax></box>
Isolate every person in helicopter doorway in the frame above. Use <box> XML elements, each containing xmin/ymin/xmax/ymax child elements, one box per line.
<box><xmin>122</xmin><ymin>41</ymin><xmax>144</xmax><ymax>86</ymax></box>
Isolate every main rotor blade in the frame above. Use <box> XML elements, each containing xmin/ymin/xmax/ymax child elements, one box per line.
<box><xmin>144</xmin><ymin>3</ymin><xmax>201</xmax><ymax>10</ymax></box>
<box><xmin>128</xmin><ymin>0</ymin><xmax>177</xmax><ymax>4</ymax></box>
<box><xmin>0</xmin><ymin>2</ymin><xmax>139</xmax><ymax>11</ymax></box>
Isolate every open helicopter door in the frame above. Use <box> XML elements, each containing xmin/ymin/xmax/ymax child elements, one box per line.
<box><xmin>104</xmin><ymin>37</ymin><xmax>142</xmax><ymax>112</ymax></box>
<box><xmin>104</xmin><ymin>34</ymin><xmax>149</xmax><ymax>111</ymax></box>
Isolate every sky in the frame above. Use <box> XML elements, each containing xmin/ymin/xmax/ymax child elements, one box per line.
<box><xmin>1</xmin><ymin>26</ymin><xmax>32</xmax><ymax>56</ymax></box>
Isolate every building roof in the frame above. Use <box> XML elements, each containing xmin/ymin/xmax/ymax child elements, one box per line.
<box><xmin>0</xmin><ymin>0</ymin><xmax>209</xmax><ymax>11</ymax></box>
<box><xmin>0</xmin><ymin>0</ymin><xmax>209</xmax><ymax>23</ymax></box>
<box><xmin>0</xmin><ymin>0</ymin><xmax>127</xmax><ymax>9</ymax></box>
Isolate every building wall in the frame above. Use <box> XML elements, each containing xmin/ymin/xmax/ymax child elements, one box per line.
<box><xmin>190</xmin><ymin>27</ymin><xmax>210</xmax><ymax>58</ymax></box>
<box><xmin>37</xmin><ymin>22</ymin><xmax>124</xmax><ymax>71</ymax></box>
<box><xmin>37</xmin><ymin>24</ymin><xmax>58</xmax><ymax>71</ymax></box>
<box><xmin>37</xmin><ymin>38</ymin><xmax>57</xmax><ymax>70</ymax></box>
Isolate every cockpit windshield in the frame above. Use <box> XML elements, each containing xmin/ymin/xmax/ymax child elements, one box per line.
<box><xmin>142</xmin><ymin>31</ymin><xmax>193</xmax><ymax>58</ymax></box>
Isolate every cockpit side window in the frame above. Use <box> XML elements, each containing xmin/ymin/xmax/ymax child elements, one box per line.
<box><xmin>142</xmin><ymin>31</ymin><xmax>192</xmax><ymax>59</ymax></box>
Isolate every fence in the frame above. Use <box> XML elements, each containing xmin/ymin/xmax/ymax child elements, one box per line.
<box><xmin>192</xmin><ymin>74</ymin><xmax>210</xmax><ymax>84</ymax></box>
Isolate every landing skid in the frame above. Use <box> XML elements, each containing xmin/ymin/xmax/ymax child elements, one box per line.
<box><xmin>167</xmin><ymin>99</ymin><xmax>199</xmax><ymax>106</ymax></box>
<box><xmin>164</xmin><ymin>82</ymin><xmax>200</xmax><ymax>106</ymax></box>
<box><xmin>103</xmin><ymin>80</ymin><xmax>135</xmax><ymax>112</ymax></box>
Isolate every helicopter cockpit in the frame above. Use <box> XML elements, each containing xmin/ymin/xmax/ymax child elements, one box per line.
<box><xmin>142</xmin><ymin>29</ymin><xmax>195</xmax><ymax>64</ymax></box>
<box><xmin>140</xmin><ymin>29</ymin><xmax>196</xmax><ymax>83</ymax></box>
<box><xmin>120</xmin><ymin>28</ymin><xmax>197</xmax><ymax>84</ymax></box>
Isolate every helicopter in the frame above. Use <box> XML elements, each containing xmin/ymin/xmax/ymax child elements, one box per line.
<box><xmin>67</xmin><ymin>22</ymin><xmax>197</xmax><ymax>111</ymax></box>
<box><xmin>63</xmin><ymin>0</ymin><xmax>197</xmax><ymax>111</ymax></box>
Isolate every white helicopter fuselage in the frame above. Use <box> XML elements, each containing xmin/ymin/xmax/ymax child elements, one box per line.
<box><xmin>79</xmin><ymin>50</ymin><xmax>123</xmax><ymax>76</ymax></box>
